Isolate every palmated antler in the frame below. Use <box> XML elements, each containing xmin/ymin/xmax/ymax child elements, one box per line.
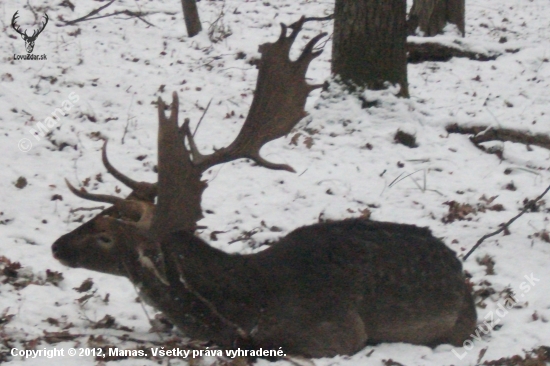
<box><xmin>152</xmin><ymin>17</ymin><xmax>326</xmax><ymax>237</ymax></box>
<box><xmin>152</xmin><ymin>95</ymin><xmax>206</xmax><ymax>236</ymax></box>
<box><xmin>65</xmin><ymin>17</ymin><xmax>325</xmax><ymax>239</ymax></box>
<box><xmin>183</xmin><ymin>17</ymin><xmax>327</xmax><ymax>172</ymax></box>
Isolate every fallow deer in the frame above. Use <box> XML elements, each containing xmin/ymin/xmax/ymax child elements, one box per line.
<box><xmin>51</xmin><ymin>18</ymin><xmax>476</xmax><ymax>358</ymax></box>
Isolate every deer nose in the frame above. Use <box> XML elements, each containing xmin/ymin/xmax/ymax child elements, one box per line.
<box><xmin>51</xmin><ymin>241</ymin><xmax>60</xmax><ymax>258</ymax></box>
<box><xmin>51</xmin><ymin>239</ymin><xmax>68</xmax><ymax>260</ymax></box>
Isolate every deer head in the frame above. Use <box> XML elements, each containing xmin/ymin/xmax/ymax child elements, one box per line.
<box><xmin>52</xmin><ymin>161</ymin><xmax>157</xmax><ymax>276</ymax></box>
<box><xmin>52</xmin><ymin>16</ymin><xmax>325</xmax><ymax>280</ymax></box>
<box><xmin>12</xmin><ymin>11</ymin><xmax>49</xmax><ymax>53</ymax></box>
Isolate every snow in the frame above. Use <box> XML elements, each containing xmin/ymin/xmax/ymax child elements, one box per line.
<box><xmin>1</xmin><ymin>0</ymin><xmax>549</xmax><ymax>365</ymax></box>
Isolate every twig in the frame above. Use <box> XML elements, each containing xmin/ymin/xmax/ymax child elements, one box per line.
<box><xmin>388</xmin><ymin>169</ymin><xmax>423</xmax><ymax>188</ymax></box>
<box><xmin>77</xmin><ymin>10</ymin><xmax>157</xmax><ymax>27</ymax></box>
<box><xmin>228</xmin><ymin>228</ymin><xmax>260</xmax><ymax>244</ymax></box>
<box><xmin>316</xmin><ymin>32</ymin><xmax>333</xmax><ymax>50</ymax></box>
<box><xmin>303</xmin><ymin>14</ymin><xmax>334</xmax><ymax>22</ymax></box>
<box><xmin>207</xmin><ymin>1</ymin><xmax>231</xmax><ymax>43</ymax></box>
<box><xmin>61</xmin><ymin>0</ymin><xmax>115</xmax><ymax>25</ymax></box>
<box><xmin>193</xmin><ymin>98</ymin><xmax>212</xmax><ymax>137</ymax></box>
<box><xmin>388</xmin><ymin>172</ymin><xmax>405</xmax><ymax>187</ymax></box>
<box><xmin>463</xmin><ymin>183</ymin><xmax>550</xmax><ymax>261</ymax></box>
<box><xmin>121</xmin><ymin>94</ymin><xmax>136</xmax><ymax>144</ymax></box>
<box><xmin>61</xmin><ymin>1</ymin><xmax>165</xmax><ymax>28</ymax></box>
<box><xmin>387</xmin><ymin>169</ymin><xmax>443</xmax><ymax>196</ymax></box>
<box><xmin>121</xmin><ymin>11</ymin><xmax>156</xmax><ymax>27</ymax></box>
<box><xmin>121</xmin><ymin>117</ymin><xmax>131</xmax><ymax>144</ymax></box>
<box><xmin>69</xmin><ymin>206</ymin><xmax>105</xmax><ymax>213</ymax></box>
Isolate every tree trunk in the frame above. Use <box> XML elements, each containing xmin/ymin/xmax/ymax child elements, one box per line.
<box><xmin>181</xmin><ymin>0</ymin><xmax>202</xmax><ymax>37</ymax></box>
<box><xmin>332</xmin><ymin>0</ymin><xmax>409</xmax><ymax>97</ymax></box>
<box><xmin>408</xmin><ymin>0</ymin><xmax>465</xmax><ymax>37</ymax></box>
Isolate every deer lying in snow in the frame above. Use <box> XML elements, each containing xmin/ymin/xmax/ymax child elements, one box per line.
<box><xmin>51</xmin><ymin>18</ymin><xmax>476</xmax><ymax>358</ymax></box>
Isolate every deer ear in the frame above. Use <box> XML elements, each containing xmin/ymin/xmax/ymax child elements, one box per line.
<box><xmin>95</xmin><ymin>215</ymin><xmax>116</xmax><ymax>231</ymax></box>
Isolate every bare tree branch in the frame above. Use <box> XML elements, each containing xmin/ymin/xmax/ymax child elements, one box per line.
<box><xmin>463</xmin><ymin>184</ymin><xmax>550</xmax><ymax>261</ymax></box>
<box><xmin>299</xmin><ymin>14</ymin><xmax>334</xmax><ymax>24</ymax></box>
<box><xmin>60</xmin><ymin>0</ymin><xmax>115</xmax><ymax>25</ymax></box>
<box><xmin>60</xmin><ymin>1</ymin><xmax>175</xmax><ymax>27</ymax></box>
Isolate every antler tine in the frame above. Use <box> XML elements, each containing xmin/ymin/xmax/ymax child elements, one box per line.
<box><xmin>65</xmin><ymin>178</ymin><xmax>154</xmax><ymax>227</ymax></box>
<box><xmin>102</xmin><ymin>142</ymin><xmax>140</xmax><ymax>189</ymax></box>
<box><xmin>297</xmin><ymin>32</ymin><xmax>327</xmax><ymax>63</ymax></box>
<box><xmin>287</xmin><ymin>16</ymin><xmax>306</xmax><ymax>40</ymax></box>
<box><xmin>249</xmin><ymin>153</ymin><xmax>295</xmax><ymax>173</ymax></box>
<box><xmin>278</xmin><ymin>23</ymin><xmax>288</xmax><ymax>42</ymax></box>
<box><xmin>269</xmin><ymin>17</ymin><xmax>304</xmax><ymax>57</ymax></box>
<box><xmin>101</xmin><ymin>142</ymin><xmax>157</xmax><ymax>202</ymax></box>
<box><xmin>65</xmin><ymin>179</ymin><xmax>124</xmax><ymax>205</ymax></box>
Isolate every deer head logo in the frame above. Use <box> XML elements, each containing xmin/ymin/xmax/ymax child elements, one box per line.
<box><xmin>11</xmin><ymin>11</ymin><xmax>49</xmax><ymax>54</ymax></box>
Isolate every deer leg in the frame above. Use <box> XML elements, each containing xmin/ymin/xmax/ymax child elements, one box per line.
<box><xmin>446</xmin><ymin>288</ymin><xmax>477</xmax><ymax>346</ymax></box>
<box><xmin>306</xmin><ymin>310</ymin><xmax>368</xmax><ymax>357</ymax></box>
<box><xmin>254</xmin><ymin>309</ymin><xmax>367</xmax><ymax>358</ymax></box>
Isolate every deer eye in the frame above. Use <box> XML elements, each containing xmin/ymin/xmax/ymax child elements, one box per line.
<box><xmin>97</xmin><ymin>235</ymin><xmax>113</xmax><ymax>247</ymax></box>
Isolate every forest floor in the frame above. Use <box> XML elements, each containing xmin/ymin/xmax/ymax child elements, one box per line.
<box><xmin>1</xmin><ymin>0</ymin><xmax>549</xmax><ymax>365</ymax></box>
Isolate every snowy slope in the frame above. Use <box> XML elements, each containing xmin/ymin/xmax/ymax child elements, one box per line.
<box><xmin>0</xmin><ymin>0</ymin><xmax>549</xmax><ymax>365</ymax></box>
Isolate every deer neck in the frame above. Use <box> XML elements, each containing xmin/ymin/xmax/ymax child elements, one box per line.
<box><xmin>122</xmin><ymin>230</ymin><xmax>259</xmax><ymax>346</ymax></box>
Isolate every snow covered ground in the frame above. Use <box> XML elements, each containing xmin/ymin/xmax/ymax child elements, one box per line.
<box><xmin>1</xmin><ymin>0</ymin><xmax>549</xmax><ymax>365</ymax></box>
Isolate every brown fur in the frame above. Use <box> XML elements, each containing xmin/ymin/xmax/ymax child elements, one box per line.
<box><xmin>52</xmin><ymin>218</ymin><xmax>476</xmax><ymax>357</ymax></box>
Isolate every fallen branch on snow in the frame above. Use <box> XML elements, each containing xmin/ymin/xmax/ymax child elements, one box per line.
<box><xmin>408</xmin><ymin>41</ymin><xmax>498</xmax><ymax>63</ymax></box>
<box><xmin>446</xmin><ymin>123</ymin><xmax>550</xmax><ymax>156</ymax></box>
